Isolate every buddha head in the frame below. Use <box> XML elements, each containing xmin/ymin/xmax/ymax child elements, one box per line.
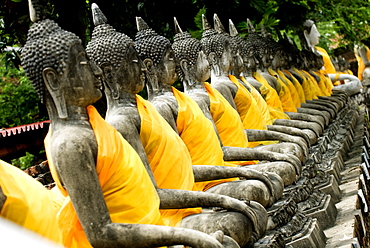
<box><xmin>172</xmin><ymin>18</ymin><xmax>210</xmax><ymax>85</ymax></box>
<box><xmin>86</xmin><ymin>3</ymin><xmax>146</xmax><ymax>97</ymax></box>
<box><xmin>134</xmin><ymin>17</ymin><xmax>178</xmax><ymax>87</ymax></box>
<box><xmin>21</xmin><ymin>0</ymin><xmax>102</xmax><ymax>119</ymax></box>
<box><xmin>200</xmin><ymin>14</ymin><xmax>235</xmax><ymax>76</ymax></box>
<box><xmin>303</xmin><ymin>20</ymin><xmax>321</xmax><ymax>48</ymax></box>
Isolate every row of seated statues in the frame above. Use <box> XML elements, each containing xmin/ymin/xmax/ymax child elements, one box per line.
<box><xmin>0</xmin><ymin>0</ymin><xmax>358</xmax><ymax>247</ymax></box>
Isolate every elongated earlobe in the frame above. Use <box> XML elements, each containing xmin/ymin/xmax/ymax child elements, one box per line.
<box><xmin>101</xmin><ymin>63</ymin><xmax>119</xmax><ymax>99</ymax></box>
<box><xmin>42</xmin><ymin>67</ymin><xmax>68</xmax><ymax>119</ymax></box>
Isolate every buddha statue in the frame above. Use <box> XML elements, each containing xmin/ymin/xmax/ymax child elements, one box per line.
<box><xmin>19</xmin><ymin>1</ymin><xmax>235</xmax><ymax>247</ymax></box>
<box><xmin>169</xmin><ymin>17</ymin><xmax>303</xmax><ymax>188</ymax></box>
<box><xmin>86</xmin><ymin>5</ymin><xmax>267</xmax><ymax>247</ymax></box>
<box><xmin>355</xmin><ymin>44</ymin><xmax>370</xmax><ymax>81</ymax></box>
<box><xmin>303</xmin><ymin>20</ymin><xmax>362</xmax><ymax>95</ymax></box>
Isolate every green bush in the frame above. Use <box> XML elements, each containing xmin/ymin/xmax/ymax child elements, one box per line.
<box><xmin>0</xmin><ymin>53</ymin><xmax>47</xmax><ymax>128</ymax></box>
<box><xmin>11</xmin><ymin>152</ymin><xmax>35</xmax><ymax>170</ymax></box>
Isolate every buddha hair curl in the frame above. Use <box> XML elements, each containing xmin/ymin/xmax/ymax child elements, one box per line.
<box><xmin>86</xmin><ymin>23</ymin><xmax>134</xmax><ymax>70</ymax></box>
<box><xmin>134</xmin><ymin>27</ymin><xmax>171</xmax><ymax>66</ymax></box>
<box><xmin>201</xmin><ymin>28</ymin><xmax>229</xmax><ymax>59</ymax></box>
<box><xmin>21</xmin><ymin>19</ymin><xmax>81</xmax><ymax>103</ymax></box>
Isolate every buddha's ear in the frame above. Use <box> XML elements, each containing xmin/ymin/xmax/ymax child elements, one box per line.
<box><xmin>180</xmin><ymin>59</ymin><xmax>190</xmax><ymax>82</ymax></box>
<box><xmin>100</xmin><ymin>62</ymin><xmax>119</xmax><ymax>99</ymax></box>
<box><xmin>143</xmin><ymin>58</ymin><xmax>154</xmax><ymax>73</ymax></box>
<box><xmin>42</xmin><ymin>67</ymin><xmax>68</xmax><ymax>119</ymax></box>
<box><xmin>208</xmin><ymin>52</ymin><xmax>217</xmax><ymax>65</ymax></box>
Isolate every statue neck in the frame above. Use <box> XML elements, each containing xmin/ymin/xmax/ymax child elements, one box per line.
<box><xmin>146</xmin><ymin>75</ymin><xmax>173</xmax><ymax>100</ymax></box>
<box><xmin>241</xmin><ymin>67</ymin><xmax>254</xmax><ymax>77</ymax></box>
<box><xmin>183</xmin><ymin>78</ymin><xmax>207</xmax><ymax>95</ymax></box>
<box><xmin>45</xmin><ymin>96</ymin><xmax>91</xmax><ymax>131</ymax></box>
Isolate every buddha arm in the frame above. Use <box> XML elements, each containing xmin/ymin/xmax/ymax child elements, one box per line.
<box><xmin>54</xmin><ymin>131</ymin><xmax>223</xmax><ymax>248</ymax></box>
<box><xmin>0</xmin><ymin>187</ymin><xmax>5</xmax><ymax>211</ymax></box>
<box><xmin>328</xmin><ymin>73</ymin><xmax>360</xmax><ymax>82</ymax></box>
<box><xmin>222</xmin><ymin>146</ymin><xmax>301</xmax><ymax>176</ymax></box>
<box><xmin>267</xmin><ymin>125</ymin><xmax>311</xmax><ymax>146</ymax></box>
<box><xmin>245</xmin><ymin>129</ymin><xmax>309</xmax><ymax>157</ymax></box>
<box><xmin>192</xmin><ymin>165</ymin><xmax>275</xmax><ymax>196</ymax></box>
<box><xmin>157</xmin><ymin>188</ymin><xmax>263</xmax><ymax>237</ymax></box>
<box><xmin>211</xmin><ymin>82</ymin><xmax>238</xmax><ymax>109</ymax></box>
<box><xmin>151</xmin><ymin>100</ymin><xmax>179</xmax><ymax>133</ymax></box>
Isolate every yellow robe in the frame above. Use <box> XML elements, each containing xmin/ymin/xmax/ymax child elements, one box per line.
<box><xmin>204</xmin><ymin>83</ymin><xmax>259</xmax><ymax>165</ymax></box>
<box><xmin>0</xmin><ymin>159</ymin><xmax>63</xmax><ymax>245</ymax></box>
<box><xmin>253</xmin><ymin>72</ymin><xmax>290</xmax><ymax>120</ymax></box>
<box><xmin>277</xmin><ymin>69</ymin><xmax>301</xmax><ymax>108</ymax></box>
<box><xmin>228</xmin><ymin>75</ymin><xmax>267</xmax><ymax>132</ymax></box>
<box><xmin>283</xmin><ymin>70</ymin><xmax>306</xmax><ymax>103</ymax></box>
<box><xmin>302</xmin><ymin>70</ymin><xmax>322</xmax><ymax>98</ymax></box>
<box><xmin>240</xmin><ymin>76</ymin><xmax>273</xmax><ymax>125</ymax></box>
<box><xmin>315</xmin><ymin>46</ymin><xmax>336</xmax><ymax>74</ymax></box>
<box><xmin>172</xmin><ymin>87</ymin><xmax>237</xmax><ymax>191</ymax></box>
<box><xmin>312</xmin><ymin>71</ymin><xmax>331</xmax><ymax>96</ymax></box>
<box><xmin>293</xmin><ymin>68</ymin><xmax>315</xmax><ymax>101</ymax></box>
<box><xmin>268</xmin><ymin>68</ymin><xmax>297</xmax><ymax>113</ymax></box>
<box><xmin>46</xmin><ymin>105</ymin><xmax>162</xmax><ymax>248</ymax></box>
<box><xmin>136</xmin><ymin>95</ymin><xmax>201</xmax><ymax>226</ymax></box>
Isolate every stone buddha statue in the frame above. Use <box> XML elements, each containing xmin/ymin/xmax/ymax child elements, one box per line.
<box><xmin>17</xmin><ymin>1</ymin><xmax>237</xmax><ymax>247</ymax></box>
<box><xmin>303</xmin><ymin>20</ymin><xmax>362</xmax><ymax>95</ymax></box>
<box><xmin>86</xmin><ymin>5</ymin><xmax>268</xmax><ymax>247</ymax></box>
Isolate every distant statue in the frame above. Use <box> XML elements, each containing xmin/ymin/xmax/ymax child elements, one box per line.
<box><xmin>19</xmin><ymin>1</ymin><xmax>235</xmax><ymax>247</ymax></box>
<box><xmin>86</xmin><ymin>5</ymin><xmax>268</xmax><ymax>247</ymax></box>
<box><xmin>303</xmin><ymin>20</ymin><xmax>362</xmax><ymax>96</ymax></box>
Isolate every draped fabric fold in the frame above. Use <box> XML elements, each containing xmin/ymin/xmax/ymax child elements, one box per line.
<box><xmin>137</xmin><ymin>95</ymin><xmax>201</xmax><ymax>226</ymax></box>
<box><xmin>277</xmin><ymin>70</ymin><xmax>301</xmax><ymax>108</ymax></box>
<box><xmin>284</xmin><ymin>70</ymin><xmax>306</xmax><ymax>103</ymax></box>
<box><xmin>315</xmin><ymin>46</ymin><xmax>336</xmax><ymax>74</ymax></box>
<box><xmin>172</xmin><ymin>87</ymin><xmax>237</xmax><ymax>191</ymax></box>
<box><xmin>253</xmin><ymin>72</ymin><xmax>290</xmax><ymax>120</ymax></box>
<box><xmin>46</xmin><ymin>105</ymin><xmax>162</xmax><ymax>247</ymax></box>
<box><xmin>228</xmin><ymin>75</ymin><xmax>267</xmax><ymax>133</ymax></box>
<box><xmin>268</xmin><ymin>68</ymin><xmax>297</xmax><ymax>112</ymax></box>
<box><xmin>240</xmin><ymin>76</ymin><xmax>273</xmax><ymax>125</ymax></box>
<box><xmin>0</xmin><ymin>159</ymin><xmax>63</xmax><ymax>245</ymax></box>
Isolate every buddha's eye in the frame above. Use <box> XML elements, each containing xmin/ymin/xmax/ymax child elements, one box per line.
<box><xmin>168</xmin><ymin>57</ymin><xmax>174</xmax><ymax>61</ymax></box>
<box><xmin>133</xmin><ymin>60</ymin><xmax>139</xmax><ymax>63</ymax></box>
<box><xmin>80</xmin><ymin>61</ymin><xmax>88</xmax><ymax>65</ymax></box>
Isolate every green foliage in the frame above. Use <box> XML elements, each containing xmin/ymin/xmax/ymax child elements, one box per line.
<box><xmin>11</xmin><ymin>152</ymin><xmax>35</xmax><ymax>170</ymax></box>
<box><xmin>0</xmin><ymin>54</ymin><xmax>46</xmax><ymax>128</ymax></box>
<box><xmin>189</xmin><ymin>8</ymin><xmax>206</xmax><ymax>40</ymax></box>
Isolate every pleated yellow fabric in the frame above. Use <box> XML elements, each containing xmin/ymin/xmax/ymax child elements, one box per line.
<box><xmin>284</xmin><ymin>70</ymin><xmax>306</xmax><ymax>103</ymax></box>
<box><xmin>204</xmin><ymin>82</ymin><xmax>259</xmax><ymax>165</ymax></box>
<box><xmin>0</xmin><ymin>160</ymin><xmax>63</xmax><ymax>245</ymax></box>
<box><xmin>46</xmin><ymin>105</ymin><xmax>163</xmax><ymax>248</ymax></box>
<box><xmin>240</xmin><ymin>76</ymin><xmax>273</xmax><ymax>125</ymax></box>
<box><xmin>253</xmin><ymin>72</ymin><xmax>290</xmax><ymax>120</ymax></box>
<box><xmin>315</xmin><ymin>46</ymin><xmax>336</xmax><ymax>74</ymax></box>
<box><xmin>293</xmin><ymin>69</ymin><xmax>315</xmax><ymax>101</ymax></box>
<box><xmin>268</xmin><ymin>68</ymin><xmax>297</xmax><ymax>112</ymax></box>
<box><xmin>172</xmin><ymin>87</ymin><xmax>238</xmax><ymax>191</ymax></box>
<box><xmin>136</xmin><ymin>95</ymin><xmax>201</xmax><ymax>226</ymax></box>
<box><xmin>228</xmin><ymin>75</ymin><xmax>267</xmax><ymax>132</ymax></box>
<box><xmin>277</xmin><ymin>70</ymin><xmax>301</xmax><ymax>108</ymax></box>
<box><xmin>204</xmin><ymin>82</ymin><xmax>249</xmax><ymax>148</ymax></box>
<box><xmin>319</xmin><ymin>70</ymin><xmax>333</xmax><ymax>94</ymax></box>
<box><xmin>302</xmin><ymin>70</ymin><xmax>322</xmax><ymax>98</ymax></box>
<box><xmin>312</xmin><ymin>71</ymin><xmax>331</xmax><ymax>96</ymax></box>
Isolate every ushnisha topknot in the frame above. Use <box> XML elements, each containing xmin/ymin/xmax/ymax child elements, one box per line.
<box><xmin>134</xmin><ymin>17</ymin><xmax>171</xmax><ymax>66</ymax></box>
<box><xmin>21</xmin><ymin>0</ymin><xmax>81</xmax><ymax>103</ymax></box>
<box><xmin>172</xmin><ymin>17</ymin><xmax>202</xmax><ymax>81</ymax></box>
<box><xmin>200</xmin><ymin>14</ymin><xmax>229</xmax><ymax>58</ymax></box>
<box><xmin>86</xmin><ymin>3</ymin><xmax>134</xmax><ymax>71</ymax></box>
<box><xmin>213</xmin><ymin>13</ymin><xmax>238</xmax><ymax>55</ymax></box>
<box><xmin>228</xmin><ymin>19</ymin><xmax>249</xmax><ymax>57</ymax></box>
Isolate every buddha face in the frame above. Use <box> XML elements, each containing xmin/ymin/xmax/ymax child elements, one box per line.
<box><xmin>307</xmin><ymin>24</ymin><xmax>320</xmax><ymax>46</ymax></box>
<box><xmin>233</xmin><ymin>50</ymin><xmax>245</xmax><ymax>75</ymax></box>
<box><xmin>156</xmin><ymin>46</ymin><xmax>178</xmax><ymax>86</ymax></box>
<box><xmin>62</xmin><ymin>43</ymin><xmax>102</xmax><ymax>107</ymax></box>
<box><xmin>116</xmin><ymin>45</ymin><xmax>146</xmax><ymax>94</ymax></box>
<box><xmin>194</xmin><ymin>50</ymin><xmax>211</xmax><ymax>82</ymax></box>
